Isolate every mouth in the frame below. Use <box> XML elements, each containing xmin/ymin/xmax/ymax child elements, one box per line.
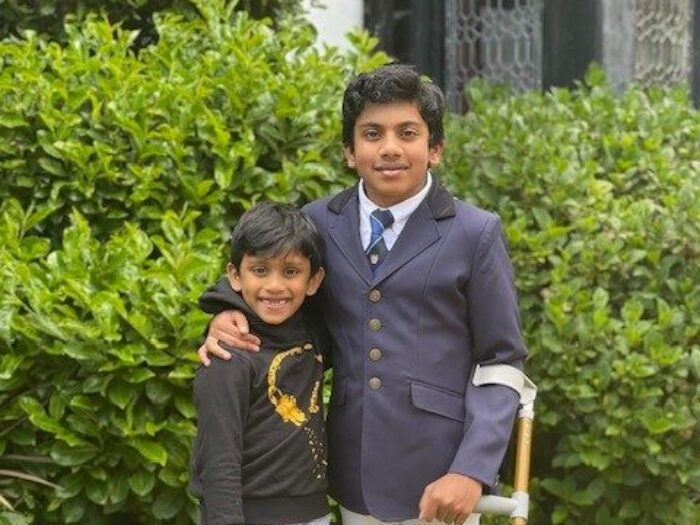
<box><xmin>259</xmin><ymin>298</ymin><xmax>290</xmax><ymax>310</ymax></box>
<box><xmin>375</xmin><ymin>165</ymin><xmax>408</xmax><ymax>177</ymax></box>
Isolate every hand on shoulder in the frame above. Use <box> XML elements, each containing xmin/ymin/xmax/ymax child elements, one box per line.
<box><xmin>198</xmin><ymin>310</ymin><xmax>261</xmax><ymax>366</ymax></box>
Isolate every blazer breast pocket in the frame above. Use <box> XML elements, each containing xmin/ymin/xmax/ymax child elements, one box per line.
<box><xmin>410</xmin><ymin>381</ymin><xmax>465</xmax><ymax>423</ymax></box>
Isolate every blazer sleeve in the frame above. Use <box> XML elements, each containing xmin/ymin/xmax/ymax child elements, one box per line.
<box><xmin>190</xmin><ymin>357</ymin><xmax>252</xmax><ymax>525</ymax></box>
<box><xmin>449</xmin><ymin>215</ymin><xmax>528</xmax><ymax>487</ymax></box>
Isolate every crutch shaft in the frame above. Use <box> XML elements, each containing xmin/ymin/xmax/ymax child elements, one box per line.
<box><xmin>510</xmin><ymin>416</ymin><xmax>533</xmax><ymax>525</ymax></box>
<box><xmin>514</xmin><ymin>417</ymin><xmax>533</xmax><ymax>491</ymax></box>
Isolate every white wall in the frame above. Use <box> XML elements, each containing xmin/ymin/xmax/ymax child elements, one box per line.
<box><xmin>303</xmin><ymin>0</ymin><xmax>364</xmax><ymax>51</ymax></box>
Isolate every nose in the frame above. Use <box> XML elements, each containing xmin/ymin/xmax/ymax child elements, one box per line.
<box><xmin>379</xmin><ymin>133</ymin><xmax>402</xmax><ymax>158</ymax></box>
<box><xmin>263</xmin><ymin>273</ymin><xmax>285</xmax><ymax>293</ymax></box>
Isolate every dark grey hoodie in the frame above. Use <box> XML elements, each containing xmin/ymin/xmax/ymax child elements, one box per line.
<box><xmin>189</xmin><ymin>281</ymin><xmax>329</xmax><ymax>525</ymax></box>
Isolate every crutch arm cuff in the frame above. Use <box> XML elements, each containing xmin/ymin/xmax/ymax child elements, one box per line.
<box><xmin>472</xmin><ymin>364</ymin><xmax>537</xmax><ymax>406</ymax></box>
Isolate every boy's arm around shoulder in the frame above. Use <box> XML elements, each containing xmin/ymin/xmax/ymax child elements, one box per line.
<box><xmin>451</xmin><ymin>212</ymin><xmax>528</xmax><ymax>486</ymax></box>
<box><xmin>190</xmin><ymin>354</ymin><xmax>254</xmax><ymax>525</ymax></box>
<box><xmin>198</xmin><ymin>278</ymin><xmax>261</xmax><ymax>364</ymax></box>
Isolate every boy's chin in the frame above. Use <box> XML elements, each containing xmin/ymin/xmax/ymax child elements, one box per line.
<box><xmin>254</xmin><ymin>309</ymin><xmax>296</xmax><ymax>325</ymax></box>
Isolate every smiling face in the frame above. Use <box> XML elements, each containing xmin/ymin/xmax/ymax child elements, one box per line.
<box><xmin>344</xmin><ymin>101</ymin><xmax>444</xmax><ymax>208</ymax></box>
<box><xmin>227</xmin><ymin>250</ymin><xmax>324</xmax><ymax>325</ymax></box>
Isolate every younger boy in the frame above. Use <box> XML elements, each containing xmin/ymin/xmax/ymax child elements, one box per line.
<box><xmin>189</xmin><ymin>202</ymin><xmax>329</xmax><ymax>525</ymax></box>
<box><xmin>199</xmin><ymin>64</ymin><xmax>528</xmax><ymax>525</ymax></box>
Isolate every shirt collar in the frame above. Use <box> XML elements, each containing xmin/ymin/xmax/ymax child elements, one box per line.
<box><xmin>358</xmin><ymin>171</ymin><xmax>433</xmax><ymax>227</ymax></box>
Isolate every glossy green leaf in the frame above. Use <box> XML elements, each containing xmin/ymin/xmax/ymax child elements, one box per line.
<box><xmin>128</xmin><ymin>471</ymin><xmax>156</xmax><ymax>497</ymax></box>
<box><xmin>50</xmin><ymin>442</ymin><xmax>98</xmax><ymax>467</ymax></box>
<box><xmin>107</xmin><ymin>380</ymin><xmax>137</xmax><ymax>410</ymax></box>
<box><xmin>152</xmin><ymin>487</ymin><xmax>184</xmax><ymax>520</ymax></box>
<box><xmin>130</xmin><ymin>438</ymin><xmax>167</xmax><ymax>467</ymax></box>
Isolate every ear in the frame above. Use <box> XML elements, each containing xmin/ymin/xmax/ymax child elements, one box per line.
<box><xmin>305</xmin><ymin>267</ymin><xmax>325</xmax><ymax>297</ymax></box>
<box><xmin>226</xmin><ymin>262</ymin><xmax>243</xmax><ymax>292</ymax></box>
<box><xmin>343</xmin><ymin>146</ymin><xmax>356</xmax><ymax>169</ymax></box>
<box><xmin>427</xmin><ymin>141</ymin><xmax>444</xmax><ymax>168</ymax></box>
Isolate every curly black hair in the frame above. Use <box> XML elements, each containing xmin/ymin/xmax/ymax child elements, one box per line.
<box><xmin>341</xmin><ymin>63</ymin><xmax>445</xmax><ymax>150</ymax></box>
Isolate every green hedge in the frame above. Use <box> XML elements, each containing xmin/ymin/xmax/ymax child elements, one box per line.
<box><xmin>1</xmin><ymin>202</ymin><xmax>220</xmax><ymax>524</ymax></box>
<box><xmin>0</xmin><ymin>5</ymin><xmax>387</xmax><ymax>523</ymax></box>
<box><xmin>0</xmin><ymin>0</ymin><xmax>303</xmax><ymax>42</ymax></box>
<box><xmin>441</xmin><ymin>68</ymin><xmax>700</xmax><ymax>524</ymax></box>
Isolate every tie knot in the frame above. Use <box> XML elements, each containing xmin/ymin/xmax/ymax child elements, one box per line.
<box><xmin>370</xmin><ymin>209</ymin><xmax>394</xmax><ymax>231</ymax></box>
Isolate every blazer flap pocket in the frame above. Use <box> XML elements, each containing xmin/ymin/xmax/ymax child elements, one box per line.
<box><xmin>410</xmin><ymin>381</ymin><xmax>464</xmax><ymax>422</ymax></box>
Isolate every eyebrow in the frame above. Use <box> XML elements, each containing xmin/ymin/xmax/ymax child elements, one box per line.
<box><xmin>357</xmin><ymin>120</ymin><xmax>422</xmax><ymax>128</ymax></box>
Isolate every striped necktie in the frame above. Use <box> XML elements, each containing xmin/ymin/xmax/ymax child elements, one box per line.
<box><xmin>366</xmin><ymin>209</ymin><xmax>394</xmax><ymax>274</ymax></box>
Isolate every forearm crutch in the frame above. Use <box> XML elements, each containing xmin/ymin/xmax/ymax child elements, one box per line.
<box><xmin>472</xmin><ymin>364</ymin><xmax>537</xmax><ymax>524</ymax></box>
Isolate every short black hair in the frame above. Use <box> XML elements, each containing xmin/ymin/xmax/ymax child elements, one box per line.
<box><xmin>342</xmin><ymin>63</ymin><xmax>445</xmax><ymax>150</ymax></box>
<box><xmin>229</xmin><ymin>202</ymin><xmax>324</xmax><ymax>275</ymax></box>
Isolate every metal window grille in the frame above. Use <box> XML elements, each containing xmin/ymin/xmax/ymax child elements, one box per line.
<box><xmin>445</xmin><ymin>0</ymin><xmax>544</xmax><ymax>111</ymax></box>
<box><xmin>634</xmin><ymin>0</ymin><xmax>693</xmax><ymax>85</ymax></box>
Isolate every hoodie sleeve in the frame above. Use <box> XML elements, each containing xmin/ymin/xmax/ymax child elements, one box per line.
<box><xmin>190</xmin><ymin>357</ymin><xmax>252</xmax><ymax>525</ymax></box>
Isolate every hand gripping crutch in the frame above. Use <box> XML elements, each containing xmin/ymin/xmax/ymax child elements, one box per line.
<box><xmin>471</xmin><ymin>364</ymin><xmax>538</xmax><ymax>524</ymax></box>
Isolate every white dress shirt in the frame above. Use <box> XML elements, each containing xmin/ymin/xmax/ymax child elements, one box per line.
<box><xmin>358</xmin><ymin>172</ymin><xmax>433</xmax><ymax>251</ymax></box>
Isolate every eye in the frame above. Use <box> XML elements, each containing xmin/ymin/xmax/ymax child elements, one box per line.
<box><xmin>362</xmin><ymin>129</ymin><xmax>381</xmax><ymax>140</ymax></box>
<box><xmin>401</xmin><ymin>128</ymin><xmax>419</xmax><ymax>139</ymax></box>
<box><xmin>250</xmin><ymin>266</ymin><xmax>267</xmax><ymax>276</ymax></box>
<box><xmin>284</xmin><ymin>267</ymin><xmax>300</xmax><ymax>278</ymax></box>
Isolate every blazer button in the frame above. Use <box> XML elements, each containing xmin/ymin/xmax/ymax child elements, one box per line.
<box><xmin>368</xmin><ymin>347</ymin><xmax>382</xmax><ymax>361</ymax></box>
<box><xmin>368</xmin><ymin>377</ymin><xmax>382</xmax><ymax>390</ymax></box>
<box><xmin>369</xmin><ymin>318</ymin><xmax>382</xmax><ymax>331</ymax></box>
<box><xmin>368</xmin><ymin>289</ymin><xmax>382</xmax><ymax>303</ymax></box>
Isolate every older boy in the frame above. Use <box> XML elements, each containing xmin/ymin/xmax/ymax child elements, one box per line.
<box><xmin>199</xmin><ymin>64</ymin><xmax>528</xmax><ymax>525</ymax></box>
<box><xmin>190</xmin><ymin>202</ymin><xmax>329</xmax><ymax>525</ymax></box>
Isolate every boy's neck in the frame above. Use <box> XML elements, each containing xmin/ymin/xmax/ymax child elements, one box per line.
<box><xmin>359</xmin><ymin>171</ymin><xmax>433</xmax><ymax>212</ymax></box>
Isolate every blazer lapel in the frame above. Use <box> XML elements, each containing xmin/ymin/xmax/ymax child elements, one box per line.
<box><xmin>373</xmin><ymin>200</ymin><xmax>438</xmax><ymax>282</ymax></box>
<box><xmin>327</xmin><ymin>185</ymin><xmax>374</xmax><ymax>284</ymax></box>
<box><xmin>325</xmin><ymin>179</ymin><xmax>457</xmax><ymax>285</ymax></box>
<box><xmin>375</xmin><ymin>180</ymin><xmax>456</xmax><ymax>283</ymax></box>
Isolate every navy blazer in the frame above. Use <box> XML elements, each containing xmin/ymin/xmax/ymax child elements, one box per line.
<box><xmin>303</xmin><ymin>180</ymin><xmax>528</xmax><ymax>520</ymax></box>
